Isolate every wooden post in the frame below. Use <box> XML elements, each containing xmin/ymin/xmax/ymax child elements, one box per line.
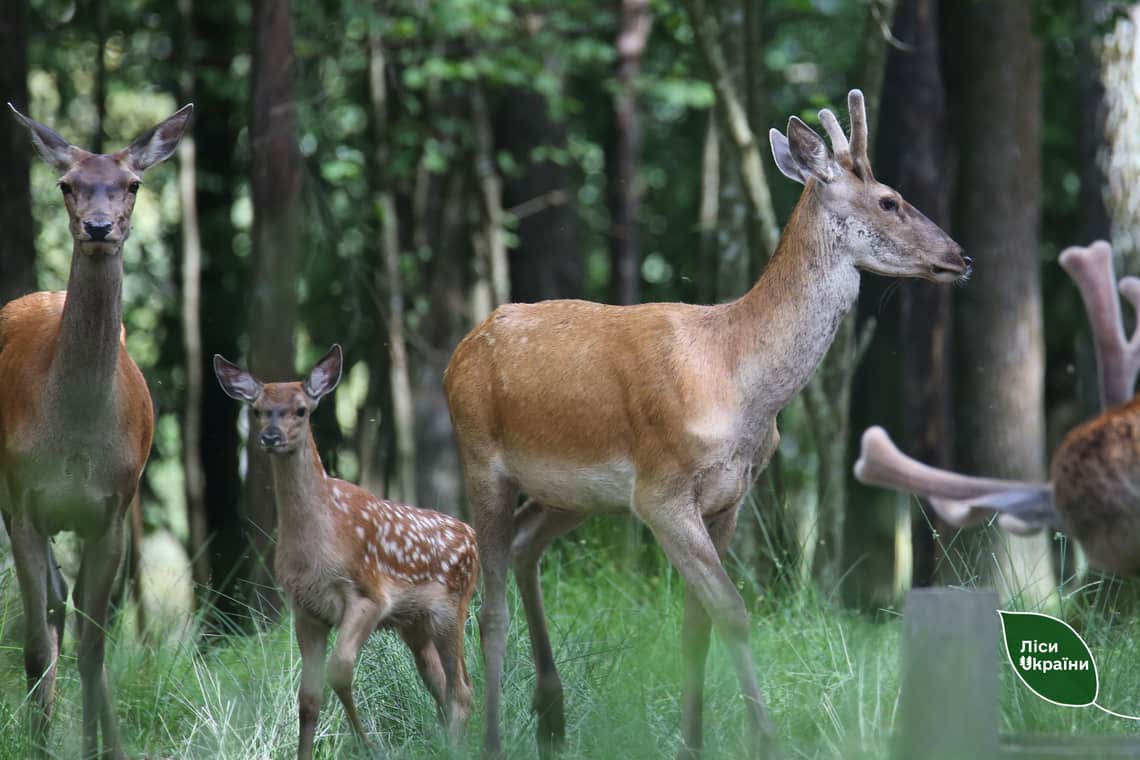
<box><xmin>896</xmin><ymin>587</ymin><xmax>1001</xmax><ymax>760</ymax></box>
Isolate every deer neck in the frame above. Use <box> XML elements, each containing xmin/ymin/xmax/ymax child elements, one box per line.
<box><xmin>267</xmin><ymin>433</ymin><xmax>333</xmax><ymax>543</ymax></box>
<box><xmin>725</xmin><ymin>188</ymin><xmax>861</xmax><ymax>413</ymax></box>
<box><xmin>47</xmin><ymin>242</ymin><xmax>127</xmax><ymax>418</ymax></box>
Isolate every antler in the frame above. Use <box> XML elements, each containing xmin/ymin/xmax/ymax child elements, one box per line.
<box><xmin>1058</xmin><ymin>240</ymin><xmax>1140</xmax><ymax>410</ymax></box>
<box><xmin>818</xmin><ymin>89</ymin><xmax>872</xmax><ymax>179</ymax></box>
<box><xmin>854</xmin><ymin>427</ymin><xmax>1056</xmax><ymax>535</ymax></box>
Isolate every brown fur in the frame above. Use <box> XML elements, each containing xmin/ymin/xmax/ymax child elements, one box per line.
<box><xmin>214</xmin><ymin>347</ymin><xmax>478</xmax><ymax>759</ymax></box>
<box><xmin>1</xmin><ymin>103</ymin><xmax>190</xmax><ymax>760</ymax></box>
<box><xmin>445</xmin><ymin>89</ymin><xmax>967</xmax><ymax>756</ymax></box>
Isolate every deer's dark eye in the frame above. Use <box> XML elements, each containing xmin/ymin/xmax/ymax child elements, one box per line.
<box><xmin>295</xmin><ymin>408</ymin><xmax>307</xmax><ymax>418</ymax></box>
<box><xmin>879</xmin><ymin>197</ymin><xmax>898</xmax><ymax>212</ymax></box>
<box><xmin>128</xmin><ymin>181</ymin><xmax>141</xmax><ymax>195</ymax></box>
<box><xmin>59</xmin><ymin>181</ymin><xmax>73</xmax><ymax>196</ymax></box>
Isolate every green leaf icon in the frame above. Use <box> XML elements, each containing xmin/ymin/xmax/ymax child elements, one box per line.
<box><xmin>999</xmin><ymin>610</ymin><xmax>1098</xmax><ymax>707</ymax></box>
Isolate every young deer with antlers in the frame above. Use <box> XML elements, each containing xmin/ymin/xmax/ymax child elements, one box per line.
<box><xmin>444</xmin><ymin>89</ymin><xmax>969</xmax><ymax>757</ymax></box>
<box><xmin>1</xmin><ymin>103</ymin><xmax>191</xmax><ymax>758</ymax></box>
<box><xmin>855</xmin><ymin>240</ymin><xmax>1140</xmax><ymax>577</ymax></box>
<box><xmin>214</xmin><ymin>345</ymin><xmax>478</xmax><ymax>760</ymax></box>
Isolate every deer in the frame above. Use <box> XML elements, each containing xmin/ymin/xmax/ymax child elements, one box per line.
<box><xmin>1</xmin><ymin>103</ymin><xmax>192</xmax><ymax>759</ymax></box>
<box><xmin>854</xmin><ymin>240</ymin><xmax>1140</xmax><ymax>577</ymax></box>
<box><xmin>443</xmin><ymin>88</ymin><xmax>970</xmax><ymax>759</ymax></box>
<box><xmin>213</xmin><ymin>345</ymin><xmax>479</xmax><ymax>760</ymax></box>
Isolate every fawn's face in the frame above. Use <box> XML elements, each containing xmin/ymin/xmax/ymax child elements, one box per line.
<box><xmin>9</xmin><ymin>103</ymin><xmax>193</xmax><ymax>255</ymax></box>
<box><xmin>213</xmin><ymin>346</ymin><xmax>343</xmax><ymax>456</ymax></box>
<box><xmin>249</xmin><ymin>382</ymin><xmax>317</xmax><ymax>454</ymax></box>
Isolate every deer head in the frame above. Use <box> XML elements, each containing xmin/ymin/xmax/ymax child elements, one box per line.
<box><xmin>214</xmin><ymin>345</ymin><xmax>343</xmax><ymax>455</ymax></box>
<box><xmin>769</xmin><ymin>90</ymin><xmax>969</xmax><ymax>283</ymax></box>
<box><xmin>8</xmin><ymin>103</ymin><xmax>193</xmax><ymax>254</ymax></box>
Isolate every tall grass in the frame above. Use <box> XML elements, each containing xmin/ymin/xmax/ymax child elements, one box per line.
<box><xmin>2</xmin><ymin>522</ymin><xmax>1139</xmax><ymax>759</ymax></box>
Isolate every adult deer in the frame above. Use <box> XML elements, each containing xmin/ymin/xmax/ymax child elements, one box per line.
<box><xmin>215</xmin><ymin>346</ymin><xmax>479</xmax><ymax>760</ymax></box>
<box><xmin>1</xmin><ymin>103</ymin><xmax>191</xmax><ymax>758</ymax></box>
<box><xmin>444</xmin><ymin>89</ymin><xmax>969</xmax><ymax>758</ymax></box>
<box><xmin>855</xmin><ymin>240</ymin><xmax>1140</xmax><ymax>577</ymax></box>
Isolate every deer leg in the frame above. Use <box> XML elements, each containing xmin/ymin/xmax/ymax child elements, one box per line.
<box><xmin>636</xmin><ymin>492</ymin><xmax>774</xmax><ymax>758</ymax></box>
<box><xmin>511</xmin><ymin>499</ymin><xmax>586</xmax><ymax>757</ymax></box>
<box><xmin>431</xmin><ymin>609</ymin><xmax>474</xmax><ymax>746</ymax></box>
<box><xmin>465</xmin><ymin>465</ymin><xmax>516</xmax><ymax>756</ymax></box>
<box><xmin>327</xmin><ymin>594</ymin><xmax>383</xmax><ymax>745</ymax></box>
<box><xmin>74</xmin><ymin>511</ymin><xmax>127</xmax><ymax>760</ymax></box>
<box><xmin>400</xmin><ymin>621</ymin><xmax>448</xmax><ymax>721</ymax></box>
<box><xmin>294</xmin><ymin>609</ymin><xmax>330</xmax><ymax>760</ymax></box>
<box><xmin>677</xmin><ymin>506</ymin><xmax>740</xmax><ymax>760</ymax></box>
<box><xmin>7</xmin><ymin>511</ymin><xmax>59</xmax><ymax>756</ymax></box>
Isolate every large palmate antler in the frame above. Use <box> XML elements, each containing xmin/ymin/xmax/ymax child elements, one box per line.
<box><xmin>854</xmin><ymin>427</ymin><xmax>1055</xmax><ymax>535</ymax></box>
<box><xmin>1058</xmin><ymin>240</ymin><xmax>1140</xmax><ymax>409</ymax></box>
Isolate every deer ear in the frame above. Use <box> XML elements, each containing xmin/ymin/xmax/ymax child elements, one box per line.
<box><xmin>122</xmin><ymin>103</ymin><xmax>194</xmax><ymax>172</ymax></box>
<box><xmin>8</xmin><ymin>103</ymin><xmax>74</xmax><ymax>171</ymax></box>
<box><xmin>769</xmin><ymin>128</ymin><xmax>805</xmax><ymax>185</ymax></box>
<box><xmin>785</xmin><ymin>116</ymin><xmax>836</xmax><ymax>184</ymax></box>
<box><xmin>304</xmin><ymin>345</ymin><xmax>343</xmax><ymax>400</ymax></box>
<box><xmin>213</xmin><ymin>355</ymin><xmax>262</xmax><ymax>403</ymax></box>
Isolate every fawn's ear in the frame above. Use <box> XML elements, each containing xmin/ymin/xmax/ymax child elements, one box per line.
<box><xmin>213</xmin><ymin>355</ymin><xmax>262</xmax><ymax>403</ymax></box>
<box><xmin>122</xmin><ymin>103</ymin><xmax>194</xmax><ymax>172</ymax></box>
<box><xmin>304</xmin><ymin>345</ymin><xmax>343</xmax><ymax>401</ymax></box>
<box><xmin>8</xmin><ymin>103</ymin><xmax>75</xmax><ymax>171</ymax></box>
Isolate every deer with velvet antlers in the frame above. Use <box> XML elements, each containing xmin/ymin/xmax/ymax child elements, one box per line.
<box><xmin>444</xmin><ymin>89</ymin><xmax>970</xmax><ymax>758</ymax></box>
<box><xmin>855</xmin><ymin>240</ymin><xmax>1140</xmax><ymax>577</ymax></box>
<box><xmin>214</xmin><ymin>345</ymin><xmax>478</xmax><ymax>760</ymax></box>
<box><xmin>1</xmin><ymin>103</ymin><xmax>191</xmax><ymax>759</ymax></box>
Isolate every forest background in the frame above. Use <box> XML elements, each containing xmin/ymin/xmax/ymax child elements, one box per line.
<box><xmin>2</xmin><ymin>0</ymin><xmax>1140</xmax><ymax>755</ymax></box>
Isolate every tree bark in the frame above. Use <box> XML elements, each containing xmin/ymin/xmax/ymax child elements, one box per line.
<box><xmin>0</xmin><ymin>0</ymin><xmax>36</xmax><ymax>306</ymax></box>
<box><xmin>943</xmin><ymin>0</ymin><xmax>1054</xmax><ymax>601</ymax></box>
<box><xmin>847</xmin><ymin>0</ymin><xmax>952</xmax><ymax>599</ymax></box>
<box><xmin>366</xmin><ymin>29</ymin><xmax>417</xmax><ymax>506</ymax></box>
<box><xmin>607</xmin><ymin>0</ymin><xmax>652</xmax><ymax>305</ymax></box>
<box><xmin>178</xmin><ymin>0</ymin><xmax>209</xmax><ymax>595</ymax></box>
<box><xmin>247</xmin><ymin>0</ymin><xmax>303</xmax><ymax>617</ymax></box>
<box><xmin>497</xmin><ymin>86</ymin><xmax>583</xmax><ymax>302</ymax></box>
<box><xmin>193</xmin><ymin>0</ymin><xmax>248</xmax><ymax>629</ymax></box>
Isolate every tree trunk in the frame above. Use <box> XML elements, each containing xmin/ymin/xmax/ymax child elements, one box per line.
<box><xmin>497</xmin><ymin>85</ymin><xmax>583</xmax><ymax>302</ymax></box>
<box><xmin>178</xmin><ymin>0</ymin><xmax>209</xmax><ymax>595</ymax></box>
<box><xmin>366</xmin><ymin>29</ymin><xmax>417</xmax><ymax>505</ymax></box>
<box><xmin>0</xmin><ymin>0</ymin><xmax>36</xmax><ymax>306</ymax></box>
<box><xmin>944</xmin><ymin>0</ymin><xmax>1054</xmax><ymax>602</ymax></box>
<box><xmin>607</xmin><ymin>0</ymin><xmax>652</xmax><ymax>305</ymax></box>
<box><xmin>848</xmin><ymin>0</ymin><xmax>952</xmax><ymax>599</ymax></box>
<box><xmin>246</xmin><ymin>0</ymin><xmax>303</xmax><ymax>618</ymax></box>
<box><xmin>193</xmin><ymin>0</ymin><xmax>248</xmax><ymax>629</ymax></box>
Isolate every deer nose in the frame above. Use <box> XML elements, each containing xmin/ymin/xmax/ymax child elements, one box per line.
<box><xmin>84</xmin><ymin>221</ymin><xmax>113</xmax><ymax>241</ymax></box>
<box><xmin>259</xmin><ymin>429</ymin><xmax>285</xmax><ymax>449</ymax></box>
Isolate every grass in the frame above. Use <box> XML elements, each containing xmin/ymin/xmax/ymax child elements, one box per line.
<box><xmin>2</xmin><ymin>529</ymin><xmax>1140</xmax><ymax>759</ymax></box>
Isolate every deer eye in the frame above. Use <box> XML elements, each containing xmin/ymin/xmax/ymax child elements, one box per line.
<box><xmin>295</xmin><ymin>407</ymin><xmax>307</xmax><ymax>418</ymax></box>
<box><xmin>879</xmin><ymin>197</ymin><xmax>898</xmax><ymax>212</ymax></box>
<box><xmin>128</xmin><ymin>181</ymin><xmax>141</xmax><ymax>195</ymax></box>
<box><xmin>59</xmin><ymin>181</ymin><xmax>73</xmax><ymax>196</ymax></box>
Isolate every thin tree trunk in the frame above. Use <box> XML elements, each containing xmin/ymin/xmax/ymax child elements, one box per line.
<box><xmin>607</xmin><ymin>0</ymin><xmax>652</xmax><ymax>305</ymax></box>
<box><xmin>92</xmin><ymin>0</ymin><xmax>107</xmax><ymax>153</ymax></box>
<box><xmin>682</xmin><ymin>0</ymin><xmax>780</xmax><ymax>266</ymax></box>
<box><xmin>247</xmin><ymin>0</ymin><xmax>302</xmax><ymax>618</ymax></box>
<box><xmin>0</xmin><ymin>0</ymin><xmax>36</xmax><ymax>306</ymax></box>
<box><xmin>944</xmin><ymin>0</ymin><xmax>1054</xmax><ymax>602</ymax></box>
<box><xmin>178</xmin><ymin>0</ymin><xmax>209</xmax><ymax>595</ymax></box>
<box><xmin>193</xmin><ymin>0</ymin><xmax>247</xmax><ymax>629</ymax></box>
<box><xmin>469</xmin><ymin>86</ymin><xmax>510</xmax><ymax>314</ymax></box>
<box><xmin>697</xmin><ymin>112</ymin><xmax>719</xmax><ymax>305</ymax></box>
<box><xmin>367</xmin><ymin>29</ymin><xmax>417</xmax><ymax>505</ymax></box>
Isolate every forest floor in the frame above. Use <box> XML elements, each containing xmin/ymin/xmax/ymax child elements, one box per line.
<box><xmin>2</xmin><ymin>530</ymin><xmax>1140</xmax><ymax>759</ymax></box>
